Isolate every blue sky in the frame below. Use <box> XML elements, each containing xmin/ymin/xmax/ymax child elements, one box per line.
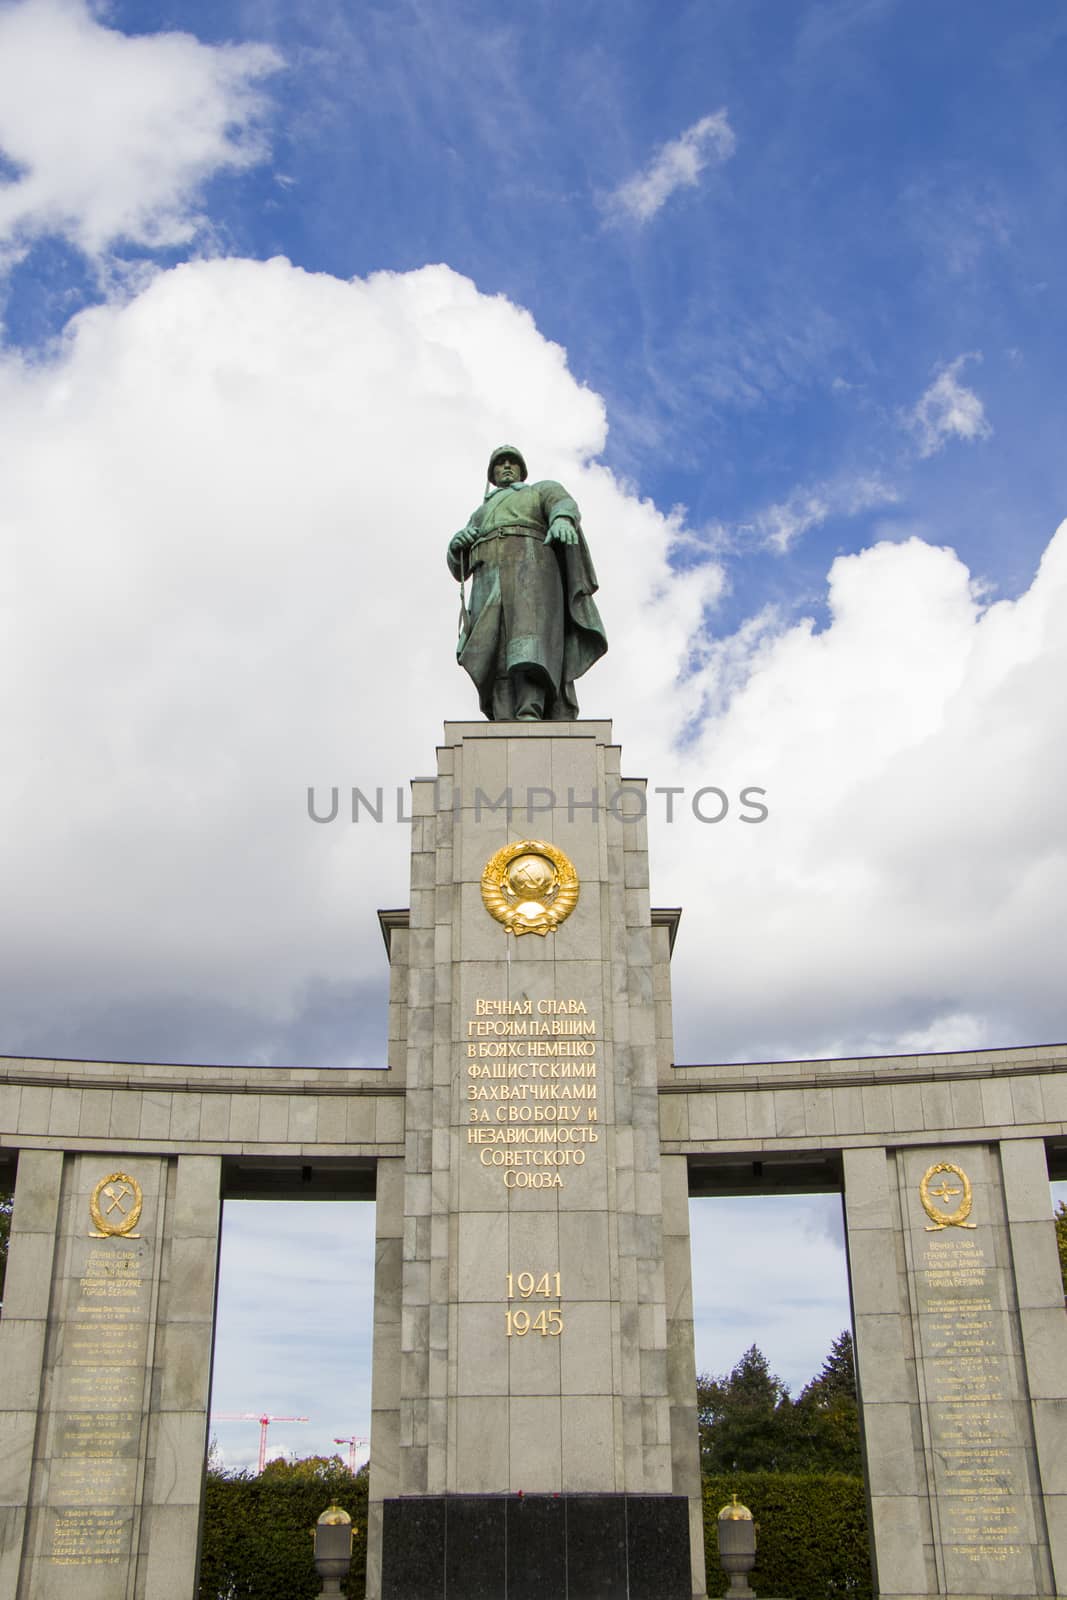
<box><xmin>3</xmin><ymin>0</ymin><xmax>1066</xmax><ymax>1472</ymax></box>
<box><xmin>6</xmin><ymin>0</ymin><xmax>1067</xmax><ymax>622</ymax></box>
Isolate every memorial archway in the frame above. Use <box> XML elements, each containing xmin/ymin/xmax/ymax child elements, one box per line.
<box><xmin>2</xmin><ymin>721</ymin><xmax>1065</xmax><ymax>1599</ymax></box>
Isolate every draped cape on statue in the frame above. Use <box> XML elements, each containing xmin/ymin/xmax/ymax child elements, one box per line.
<box><xmin>447</xmin><ymin>478</ymin><xmax>607</xmax><ymax>720</ymax></box>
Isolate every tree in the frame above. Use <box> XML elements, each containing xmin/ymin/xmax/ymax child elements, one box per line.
<box><xmin>696</xmin><ymin>1337</ymin><xmax>873</xmax><ymax>1595</ymax></box>
<box><xmin>800</xmin><ymin>1329</ymin><xmax>856</xmax><ymax>1404</ymax></box>
<box><xmin>1055</xmin><ymin>1201</ymin><xmax>1067</xmax><ymax>1297</ymax></box>
<box><xmin>698</xmin><ymin>1334</ymin><xmax>863</xmax><ymax>1477</ymax></box>
<box><xmin>0</xmin><ymin>1189</ymin><xmax>12</xmax><ymax>1307</ymax></box>
<box><xmin>259</xmin><ymin>1453</ymin><xmax>351</xmax><ymax>1481</ymax></box>
<box><xmin>697</xmin><ymin>1345</ymin><xmax>797</xmax><ymax>1472</ymax></box>
<box><xmin>793</xmin><ymin>1330</ymin><xmax>863</xmax><ymax>1475</ymax></box>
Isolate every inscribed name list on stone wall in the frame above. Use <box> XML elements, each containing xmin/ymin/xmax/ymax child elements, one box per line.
<box><xmin>47</xmin><ymin>1241</ymin><xmax>148</xmax><ymax>1568</ymax></box>
<box><xmin>917</xmin><ymin>1229</ymin><xmax>1037</xmax><ymax>1591</ymax></box>
<box><xmin>463</xmin><ymin>998</ymin><xmax>599</xmax><ymax>1189</ymax></box>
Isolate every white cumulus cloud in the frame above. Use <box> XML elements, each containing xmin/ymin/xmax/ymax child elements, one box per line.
<box><xmin>907</xmin><ymin>353</ymin><xmax>993</xmax><ymax>458</ymax></box>
<box><xmin>657</xmin><ymin>526</ymin><xmax>1067</xmax><ymax>1062</ymax></box>
<box><xmin>0</xmin><ymin>256</ymin><xmax>719</xmax><ymax>1063</ymax></box>
<box><xmin>3</xmin><ymin>256</ymin><xmax>1066</xmax><ymax>1081</ymax></box>
<box><xmin>608</xmin><ymin>110</ymin><xmax>736</xmax><ymax>224</ymax></box>
<box><xmin>0</xmin><ymin>0</ymin><xmax>280</xmax><ymax>263</ymax></box>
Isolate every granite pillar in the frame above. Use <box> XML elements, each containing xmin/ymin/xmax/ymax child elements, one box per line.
<box><xmin>0</xmin><ymin>1150</ymin><xmax>64</xmax><ymax>1597</ymax></box>
<box><xmin>0</xmin><ymin>1150</ymin><xmax>220</xmax><ymax>1597</ymax></box>
<box><xmin>366</xmin><ymin>1155</ymin><xmax>405</xmax><ymax>1600</ymax></box>
<box><xmin>994</xmin><ymin>1138</ymin><xmax>1067</xmax><ymax>1596</ymax></box>
<box><xmin>368</xmin><ymin>721</ymin><xmax>702</xmax><ymax>1598</ymax></box>
<box><xmin>845</xmin><ymin>1138</ymin><xmax>1064</xmax><ymax>1598</ymax></box>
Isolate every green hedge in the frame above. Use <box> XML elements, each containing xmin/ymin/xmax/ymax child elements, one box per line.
<box><xmin>199</xmin><ymin>1463</ymin><xmax>868</xmax><ymax>1599</ymax></box>
<box><xmin>198</xmin><ymin>1463</ymin><xmax>368</xmax><ymax>1600</ymax></box>
<box><xmin>703</xmin><ymin>1472</ymin><xmax>872</xmax><ymax>1600</ymax></box>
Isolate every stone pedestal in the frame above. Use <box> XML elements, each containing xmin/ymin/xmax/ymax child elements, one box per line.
<box><xmin>381</xmin><ymin>1492</ymin><xmax>691</xmax><ymax>1599</ymax></box>
<box><xmin>367</xmin><ymin>721</ymin><xmax>704</xmax><ymax>1598</ymax></box>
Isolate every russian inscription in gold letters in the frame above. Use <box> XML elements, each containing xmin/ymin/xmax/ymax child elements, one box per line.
<box><xmin>88</xmin><ymin>1173</ymin><xmax>143</xmax><ymax>1239</ymax></box>
<box><xmin>919</xmin><ymin>1162</ymin><xmax>977</xmax><ymax>1231</ymax></box>
<box><xmin>464</xmin><ymin>995</ymin><xmax>600</xmax><ymax>1188</ymax></box>
<box><xmin>481</xmin><ymin>839</ymin><xmax>579</xmax><ymax>936</ymax></box>
<box><xmin>919</xmin><ymin>1228</ymin><xmax>1026</xmax><ymax>1561</ymax></box>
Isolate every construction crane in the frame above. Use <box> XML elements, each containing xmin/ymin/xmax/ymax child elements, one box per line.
<box><xmin>333</xmin><ymin>1435</ymin><xmax>368</xmax><ymax>1473</ymax></box>
<box><xmin>212</xmin><ymin>1412</ymin><xmax>309</xmax><ymax>1473</ymax></box>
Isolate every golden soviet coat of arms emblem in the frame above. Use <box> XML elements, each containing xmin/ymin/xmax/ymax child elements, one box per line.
<box><xmin>481</xmin><ymin>839</ymin><xmax>579</xmax><ymax>936</ymax></box>
<box><xmin>88</xmin><ymin>1172</ymin><xmax>144</xmax><ymax>1238</ymax></box>
<box><xmin>919</xmin><ymin>1161</ymin><xmax>977</xmax><ymax>1231</ymax></box>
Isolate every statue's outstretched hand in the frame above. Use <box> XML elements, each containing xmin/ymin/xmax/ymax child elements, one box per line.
<box><xmin>545</xmin><ymin>515</ymin><xmax>578</xmax><ymax>547</ymax></box>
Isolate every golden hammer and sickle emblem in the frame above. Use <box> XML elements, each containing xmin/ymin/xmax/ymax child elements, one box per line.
<box><xmin>919</xmin><ymin>1162</ymin><xmax>976</xmax><ymax>1231</ymax></box>
<box><xmin>481</xmin><ymin>839</ymin><xmax>580</xmax><ymax>937</ymax></box>
<box><xmin>89</xmin><ymin>1171</ymin><xmax>143</xmax><ymax>1238</ymax></box>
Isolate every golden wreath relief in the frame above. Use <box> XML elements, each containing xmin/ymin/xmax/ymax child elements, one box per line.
<box><xmin>481</xmin><ymin>840</ymin><xmax>579</xmax><ymax>936</ymax></box>
<box><xmin>919</xmin><ymin>1161</ymin><xmax>976</xmax><ymax>1231</ymax></box>
<box><xmin>89</xmin><ymin>1172</ymin><xmax>143</xmax><ymax>1239</ymax></box>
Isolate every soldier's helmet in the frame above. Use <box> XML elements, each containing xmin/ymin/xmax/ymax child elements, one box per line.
<box><xmin>487</xmin><ymin>445</ymin><xmax>528</xmax><ymax>483</ymax></box>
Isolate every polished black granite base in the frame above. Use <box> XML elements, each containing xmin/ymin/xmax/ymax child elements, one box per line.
<box><xmin>381</xmin><ymin>1492</ymin><xmax>691</xmax><ymax>1599</ymax></box>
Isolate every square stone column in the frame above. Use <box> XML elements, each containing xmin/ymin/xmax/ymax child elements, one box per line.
<box><xmin>0</xmin><ymin>1150</ymin><xmax>220</xmax><ymax>1598</ymax></box>
<box><xmin>846</xmin><ymin>1139</ymin><xmax>1063</xmax><ymax>1598</ymax></box>
<box><xmin>0</xmin><ymin>1150</ymin><xmax>64</xmax><ymax>1595</ymax></box>
<box><xmin>139</xmin><ymin>1154</ymin><xmax>222</xmax><ymax>1598</ymax></box>
<box><xmin>370</xmin><ymin>721</ymin><xmax>701</xmax><ymax>1599</ymax></box>
<box><xmin>844</xmin><ymin>1145</ymin><xmax>935</xmax><ymax>1598</ymax></box>
<box><xmin>999</xmin><ymin>1137</ymin><xmax>1067</xmax><ymax>1595</ymax></box>
<box><xmin>366</xmin><ymin>1155</ymin><xmax>404</xmax><ymax>1600</ymax></box>
<box><xmin>661</xmin><ymin>1150</ymin><xmax>707</xmax><ymax>1598</ymax></box>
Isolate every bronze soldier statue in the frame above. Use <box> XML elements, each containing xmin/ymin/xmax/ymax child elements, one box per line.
<box><xmin>447</xmin><ymin>445</ymin><xmax>607</xmax><ymax>720</ymax></box>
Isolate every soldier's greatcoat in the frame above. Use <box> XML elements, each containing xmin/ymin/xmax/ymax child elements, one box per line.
<box><xmin>447</xmin><ymin>479</ymin><xmax>607</xmax><ymax>720</ymax></box>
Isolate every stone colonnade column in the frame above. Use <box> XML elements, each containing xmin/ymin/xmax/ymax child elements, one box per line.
<box><xmin>0</xmin><ymin>1148</ymin><xmax>220</xmax><ymax>1597</ymax></box>
<box><xmin>999</xmin><ymin>1137</ymin><xmax>1067</xmax><ymax>1593</ymax></box>
<box><xmin>0</xmin><ymin>1150</ymin><xmax>64</xmax><ymax>1596</ymax></box>
<box><xmin>365</xmin><ymin>1155</ymin><xmax>404</xmax><ymax>1600</ymax></box>
<box><xmin>845</xmin><ymin>1138</ymin><xmax>1064</xmax><ymax>1598</ymax></box>
<box><xmin>661</xmin><ymin>1150</ymin><xmax>706</xmax><ymax>1597</ymax></box>
<box><xmin>843</xmin><ymin>1145</ymin><xmax>936</xmax><ymax>1597</ymax></box>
